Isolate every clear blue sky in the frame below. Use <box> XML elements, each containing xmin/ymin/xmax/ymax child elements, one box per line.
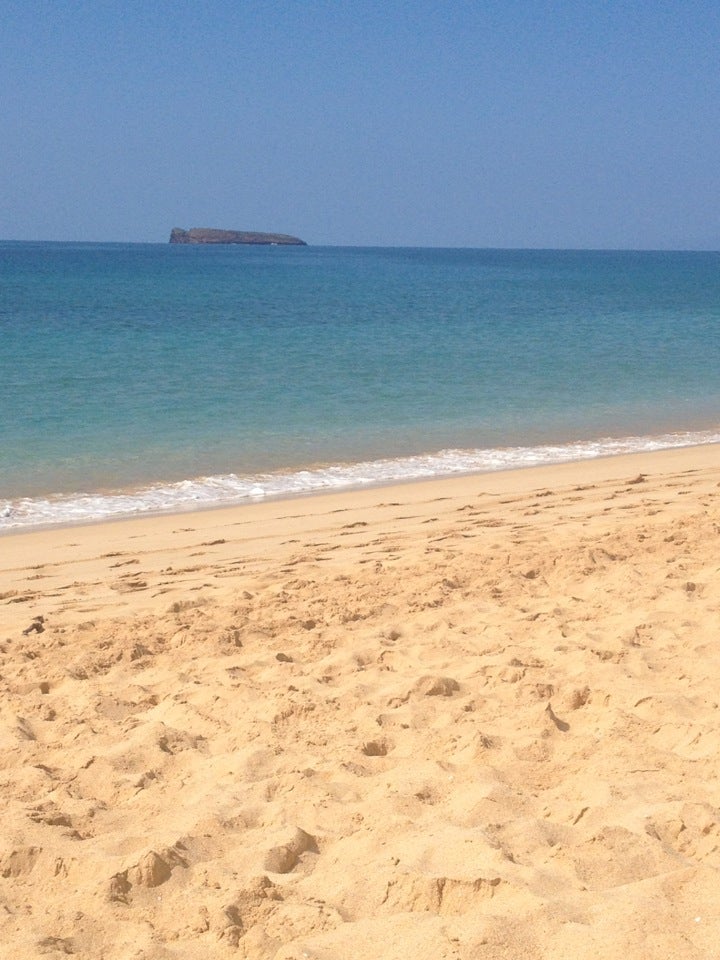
<box><xmin>2</xmin><ymin>0</ymin><xmax>718</xmax><ymax>247</ymax></box>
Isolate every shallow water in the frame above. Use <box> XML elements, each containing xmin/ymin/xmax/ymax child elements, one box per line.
<box><xmin>2</xmin><ymin>243</ymin><xmax>719</xmax><ymax>528</ymax></box>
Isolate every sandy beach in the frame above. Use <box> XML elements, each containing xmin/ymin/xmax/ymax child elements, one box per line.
<box><xmin>2</xmin><ymin>444</ymin><xmax>720</xmax><ymax>959</ymax></box>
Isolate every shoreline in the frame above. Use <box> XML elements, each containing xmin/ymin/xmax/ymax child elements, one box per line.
<box><xmin>2</xmin><ymin>441</ymin><xmax>720</xmax><ymax>957</ymax></box>
<box><xmin>3</xmin><ymin>431</ymin><xmax>719</xmax><ymax>536</ymax></box>
<box><xmin>2</xmin><ymin>443</ymin><xmax>719</xmax><ymax>626</ymax></box>
<box><xmin>0</xmin><ymin>440</ymin><xmax>717</xmax><ymax>541</ymax></box>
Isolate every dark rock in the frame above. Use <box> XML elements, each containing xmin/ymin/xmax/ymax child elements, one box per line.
<box><xmin>170</xmin><ymin>227</ymin><xmax>306</xmax><ymax>246</ymax></box>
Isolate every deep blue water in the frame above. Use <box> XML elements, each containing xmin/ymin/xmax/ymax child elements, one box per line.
<box><xmin>1</xmin><ymin>242</ymin><xmax>719</xmax><ymax>528</ymax></box>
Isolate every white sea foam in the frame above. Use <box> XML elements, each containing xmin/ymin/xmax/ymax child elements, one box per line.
<box><xmin>2</xmin><ymin>429</ymin><xmax>719</xmax><ymax>532</ymax></box>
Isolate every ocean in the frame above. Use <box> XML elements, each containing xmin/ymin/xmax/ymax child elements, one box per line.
<box><xmin>1</xmin><ymin>242</ymin><xmax>719</xmax><ymax>531</ymax></box>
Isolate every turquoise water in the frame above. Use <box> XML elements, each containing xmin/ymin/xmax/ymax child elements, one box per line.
<box><xmin>1</xmin><ymin>243</ymin><xmax>719</xmax><ymax>529</ymax></box>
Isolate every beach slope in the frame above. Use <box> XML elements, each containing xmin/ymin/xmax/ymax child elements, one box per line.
<box><xmin>1</xmin><ymin>446</ymin><xmax>720</xmax><ymax>959</ymax></box>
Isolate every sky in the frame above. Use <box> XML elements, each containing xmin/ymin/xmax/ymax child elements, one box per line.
<box><xmin>2</xmin><ymin>0</ymin><xmax>719</xmax><ymax>248</ymax></box>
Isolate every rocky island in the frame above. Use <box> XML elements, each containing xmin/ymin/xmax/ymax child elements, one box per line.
<box><xmin>170</xmin><ymin>227</ymin><xmax>307</xmax><ymax>246</ymax></box>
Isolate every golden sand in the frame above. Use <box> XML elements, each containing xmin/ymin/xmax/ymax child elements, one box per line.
<box><xmin>2</xmin><ymin>445</ymin><xmax>720</xmax><ymax>958</ymax></box>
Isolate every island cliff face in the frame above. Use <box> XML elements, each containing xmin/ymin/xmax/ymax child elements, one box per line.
<box><xmin>170</xmin><ymin>228</ymin><xmax>307</xmax><ymax>246</ymax></box>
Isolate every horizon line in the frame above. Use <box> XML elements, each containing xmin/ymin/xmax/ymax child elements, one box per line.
<box><xmin>2</xmin><ymin>238</ymin><xmax>719</xmax><ymax>254</ymax></box>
